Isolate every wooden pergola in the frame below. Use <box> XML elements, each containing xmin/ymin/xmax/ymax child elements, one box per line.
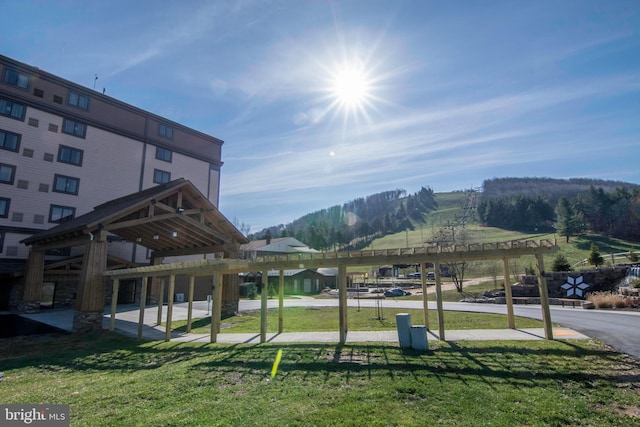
<box><xmin>19</xmin><ymin>179</ymin><xmax>248</xmax><ymax>332</ymax></box>
<box><xmin>103</xmin><ymin>238</ymin><xmax>559</xmax><ymax>343</ymax></box>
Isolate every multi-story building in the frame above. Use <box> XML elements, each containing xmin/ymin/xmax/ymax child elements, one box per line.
<box><xmin>0</xmin><ymin>54</ymin><xmax>224</xmax><ymax>262</ymax></box>
<box><xmin>0</xmin><ymin>54</ymin><xmax>226</xmax><ymax>309</ymax></box>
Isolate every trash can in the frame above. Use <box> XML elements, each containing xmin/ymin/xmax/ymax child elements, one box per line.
<box><xmin>410</xmin><ymin>325</ymin><xmax>428</xmax><ymax>351</ymax></box>
<box><xmin>396</xmin><ymin>313</ymin><xmax>412</xmax><ymax>348</ymax></box>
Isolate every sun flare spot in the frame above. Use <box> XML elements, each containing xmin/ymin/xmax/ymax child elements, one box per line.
<box><xmin>332</xmin><ymin>67</ymin><xmax>370</xmax><ymax>107</ymax></box>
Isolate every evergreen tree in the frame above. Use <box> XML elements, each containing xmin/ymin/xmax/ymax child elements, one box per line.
<box><xmin>555</xmin><ymin>197</ymin><xmax>585</xmax><ymax>242</ymax></box>
<box><xmin>551</xmin><ymin>253</ymin><xmax>572</xmax><ymax>272</ymax></box>
<box><xmin>588</xmin><ymin>244</ymin><xmax>604</xmax><ymax>268</ymax></box>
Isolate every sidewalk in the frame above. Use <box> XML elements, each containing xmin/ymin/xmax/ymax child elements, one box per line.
<box><xmin>21</xmin><ymin>304</ymin><xmax>590</xmax><ymax>344</ymax></box>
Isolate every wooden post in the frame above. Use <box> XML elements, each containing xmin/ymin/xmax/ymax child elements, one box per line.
<box><xmin>535</xmin><ymin>254</ymin><xmax>554</xmax><ymax>340</ymax></box>
<box><xmin>434</xmin><ymin>260</ymin><xmax>445</xmax><ymax>341</ymax></box>
<box><xmin>420</xmin><ymin>262</ymin><xmax>430</xmax><ymax>330</ymax></box>
<box><xmin>260</xmin><ymin>269</ymin><xmax>269</xmax><ymax>343</ymax></box>
<box><xmin>503</xmin><ymin>258</ymin><xmax>516</xmax><ymax>329</ymax></box>
<box><xmin>22</xmin><ymin>249</ymin><xmax>45</xmax><ymax>308</ymax></box>
<box><xmin>215</xmin><ymin>273</ymin><xmax>223</xmax><ymax>334</ymax></box>
<box><xmin>74</xmin><ymin>231</ymin><xmax>108</xmax><ymax>333</ymax></box>
<box><xmin>338</xmin><ymin>263</ymin><xmax>348</xmax><ymax>344</ymax></box>
<box><xmin>186</xmin><ymin>275</ymin><xmax>195</xmax><ymax>333</ymax></box>
<box><xmin>211</xmin><ymin>272</ymin><xmax>223</xmax><ymax>343</ymax></box>
<box><xmin>165</xmin><ymin>274</ymin><xmax>175</xmax><ymax>342</ymax></box>
<box><xmin>278</xmin><ymin>269</ymin><xmax>284</xmax><ymax>334</ymax></box>
<box><xmin>156</xmin><ymin>278</ymin><xmax>164</xmax><ymax>326</ymax></box>
<box><xmin>210</xmin><ymin>275</ymin><xmax>217</xmax><ymax>343</ymax></box>
<box><xmin>138</xmin><ymin>276</ymin><xmax>148</xmax><ymax>339</ymax></box>
<box><xmin>109</xmin><ymin>279</ymin><xmax>119</xmax><ymax>331</ymax></box>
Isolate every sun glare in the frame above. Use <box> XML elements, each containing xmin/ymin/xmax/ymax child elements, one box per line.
<box><xmin>331</xmin><ymin>67</ymin><xmax>370</xmax><ymax>108</ymax></box>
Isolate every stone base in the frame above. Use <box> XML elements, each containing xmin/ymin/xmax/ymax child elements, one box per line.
<box><xmin>13</xmin><ymin>301</ymin><xmax>41</xmax><ymax>314</ymax></box>
<box><xmin>221</xmin><ymin>301</ymin><xmax>238</xmax><ymax>318</ymax></box>
<box><xmin>72</xmin><ymin>311</ymin><xmax>103</xmax><ymax>334</ymax></box>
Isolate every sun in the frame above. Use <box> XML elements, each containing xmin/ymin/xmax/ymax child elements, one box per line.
<box><xmin>331</xmin><ymin>66</ymin><xmax>371</xmax><ymax>108</ymax></box>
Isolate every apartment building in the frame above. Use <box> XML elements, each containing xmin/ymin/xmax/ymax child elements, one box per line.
<box><xmin>0</xmin><ymin>54</ymin><xmax>224</xmax><ymax>270</ymax></box>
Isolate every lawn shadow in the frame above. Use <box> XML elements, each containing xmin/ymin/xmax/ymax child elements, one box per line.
<box><xmin>4</xmin><ymin>332</ymin><xmax>640</xmax><ymax>392</ymax></box>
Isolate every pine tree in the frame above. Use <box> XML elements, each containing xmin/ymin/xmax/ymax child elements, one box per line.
<box><xmin>588</xmin><ymin>244</ymin><xmax>604</xmax><ymax>268</ymax></box>
<box><xmin>555</xmin><ymin>197</ymin><xmax>585</xmax><ymax>243</ymax></box>
<box><xmin>551</xmin><ymin>253</ymin><xmax>572</xmax><ymax>272</ymax></box>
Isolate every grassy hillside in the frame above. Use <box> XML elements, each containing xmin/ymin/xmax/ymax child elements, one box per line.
<box><xmin>363</xmin><ymin>192</ymin><xmax>638</xmax><ymax>277</ymax></box>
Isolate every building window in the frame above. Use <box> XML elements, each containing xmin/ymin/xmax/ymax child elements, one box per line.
<box><xmin>48</xmin><ymin>123</ymin><xmax>58</xmax><ymax>133</ymax></box>
<box><xmin>57</xmin><ymin>145</ymin><xmax>84</xmax><ymax>166</ymax></box>
<box><xmin>0</xmin><ymin>198</ymin><xmax>9</xmax><ymax>218</ymax></box>
<box><xmin>53</xmin><ymin>174</ymin><xmax>80</xmax><ymax>195</ymax></box>
<box><xmin>155</xmin><ymin>147</ymin><xmax>172</xmax><ymax>162</ymax></box>
<box><xmin>43</xmin><ymin>153</ymin><xmax>54</xmax><ymax>162</ymax></box>
<box><xmin>28</xmin><ymin>117</ymin><xmax>39</xmax><ymax>127</ymax></box>
<box><xmin>0</xmin><ymin>163</ymin><xmax>16</xmax><ymax>185</ymax></box>
<box><xmin>22</xmin><ymin>148</ymin><xmax>34</xmax><ymax>158</ymax></box>
<box><xmin>17</xmin><ymin>179</ymin><xmax>28</xmax><ymax>189</ymax></box>
<box><xmin>11</xmin><ymin>212</ymin><xmax>23</xmax><ymax>222</ymax></box>
<box><xmin>33</xmin><ymin>88</ymin><xmax>44</xmax><ymax>98</ymax></box>
<box><xmin>0</xmin><ymin>129</ymin><xmax>20</xmax><ymax>152</ymax></box>
<box><xmin>53</xmin><ymin>95</ymin><xmax>63</xmax><ymax>104</ymax></box>
<box><xmin>0</xmin><ymin>97</ymin><xmax>26</xmax><ymax>121</ymax></box>
<box><xmin>158</xmin><ymin>123</ymin><xmax>173</xmax><ymax>139</ymax></box>
<box><xmin>3</xmin><ymin>68</ymin><xmax>29</xmax><ymax>89</ymax></box>
<box><xmin>68</xmin><ymin>91</ymin><xmax>89</xmax><ymax>110</ymax></box>
<box><xmin>62</xmin><ymin>118</ymin><xmax>86</xmax><ymax>138</ymax></box>
<box><xmin>153</xmin><ymin>169</ymin><xmax>171</xmax><ymax>184</ymax></box>
<box><xmin>49</xmin><ymin>204</ymin><xmax>76</xmax><ymax>223</ymax></box>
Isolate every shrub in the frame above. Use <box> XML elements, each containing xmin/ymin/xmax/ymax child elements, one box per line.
<box><xmin>623</xmin><ymin>296</ymin><xmax>639</xmax><ymax>308</ymax></box>
<box><xmin>587</xmin><ymin>292</ymin><xmax>625</xmax><ymax>309</ymax></box>
<box><xmin>630</xmin><ymin>279</ymin><xmax>640</xmax><ymax>289</ymax></box>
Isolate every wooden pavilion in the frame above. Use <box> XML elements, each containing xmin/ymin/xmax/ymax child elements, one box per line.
<box><xmin>103</xmin><ymin>238</ymin><xmax>559</xmax><ymax>344</ymax></box>
<box><xmin>19</xmin><ymin>179</ymin><xmax>248</xmax><ymax>332</ymax></box>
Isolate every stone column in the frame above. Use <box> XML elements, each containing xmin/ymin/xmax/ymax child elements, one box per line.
<box><xmin>73</xmin><ymin>231</ymin><xmax>108</xmax><ymax>333</ymax></box>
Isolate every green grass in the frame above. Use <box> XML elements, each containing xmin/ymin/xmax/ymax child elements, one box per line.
<box><xmin>167</xmin><ymin>307</ymin><xmax>546</xmax><ymax>334</ymax></box>
<box><xmin>1</xmin><ymin>333</ymin><xmax>639</xmax><ymax>426</ymax></box>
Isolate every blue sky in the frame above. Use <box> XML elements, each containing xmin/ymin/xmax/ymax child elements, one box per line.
<box><xmin>2</xmin><ymin>1</ymin><xmax>639</xmax><ymax>232</ymax></box>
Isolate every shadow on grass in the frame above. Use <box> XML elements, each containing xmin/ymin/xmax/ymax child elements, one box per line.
<box><xmin>3</xmin><ymin>332</ymin><xmax>639</xmax><ymax>393</ymax></box>
<box><xmin>574</xmin><ymin>235</ymin><xmax>629</xmax><ymax>253</ymax></box>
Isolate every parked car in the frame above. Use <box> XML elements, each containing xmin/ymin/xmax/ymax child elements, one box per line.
<box><xmin>384</xmin><ymin>288</ymin><xmax>411</xmax><ymax>297</ymax></box>
<box><xmin>426</xmin><ymin>272</ymin><xmax>435</xmax><ymax>279</ymax></box>
<box><xmin>407</xmin><ymin>272</ymin><xmax>421</xmax><ymax>278</ymax></box>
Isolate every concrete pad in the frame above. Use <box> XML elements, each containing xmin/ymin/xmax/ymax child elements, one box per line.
<box><xmin>18</xmin><ymin>307</ymin><xmax>590</xmax><ymax>345</ymax></box>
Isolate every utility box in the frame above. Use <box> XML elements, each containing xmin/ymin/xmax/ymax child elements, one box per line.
<box><xmin>174</xmin><ymin>293</ymin><xmax>184</xmax><ymax>303</ymax></box>
<box><xmin>396</xmin><ymin>313</ymin><xmax>412</xmax><ymax>348</ymax></box>
<box><xmin>410</xmin><ymin>326</ymin><xmax>428</xmax><ymax>351</ymax></box>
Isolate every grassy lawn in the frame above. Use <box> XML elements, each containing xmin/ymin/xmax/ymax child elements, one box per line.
<box><xmin>1</xmin><ymin>333</ymin><xmax>639</xmax><ymax>426</ymax></box>
<box><xmin>167</xmin><ymin>307</ymin><xmax>546</xmax><ymax>334</ymax></box>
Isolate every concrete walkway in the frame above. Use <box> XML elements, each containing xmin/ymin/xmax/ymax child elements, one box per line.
<box><xmin>21</xmin><ymin>302</ymin><xmax>590</xmax><ymax>344</ymax></box>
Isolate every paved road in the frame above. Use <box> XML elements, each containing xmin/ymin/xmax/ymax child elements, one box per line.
<box><xmin>219</xmin><ymin>297</ymin><xmax>640</xmax><ymax>359</ymax></box>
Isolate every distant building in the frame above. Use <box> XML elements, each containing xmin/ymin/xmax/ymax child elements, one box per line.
<box><xmin>238</xmin><ymin>237</ymin><xmax>335</xmax><ymax>294</ymax></box>
<box><xmin>240</xmin><ymin>237</ymin><xmax>319</xmax><ymax>258</ymax></box>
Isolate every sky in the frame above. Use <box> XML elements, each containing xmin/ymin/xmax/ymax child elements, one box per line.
<box><xmin>2</xmin><ymin>0</ymin><xmax>639</xmax><ymax>233</ymax></box>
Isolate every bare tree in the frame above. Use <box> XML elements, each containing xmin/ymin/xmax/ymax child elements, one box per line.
<box><xmin>433</xmin><ymin>226</ymin><xmax>468</xmax><ymax>292</ymax></box>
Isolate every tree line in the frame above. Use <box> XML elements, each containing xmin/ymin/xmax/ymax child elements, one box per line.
<box><xmin>478</xmin><ymin>178</ymin><xmax>640</xmax><ymax>242</ymax></box>
<box><xmin>249</xmin><ymin>186</ymin><xmax>438</xmax><ymax>250</ymax></box>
